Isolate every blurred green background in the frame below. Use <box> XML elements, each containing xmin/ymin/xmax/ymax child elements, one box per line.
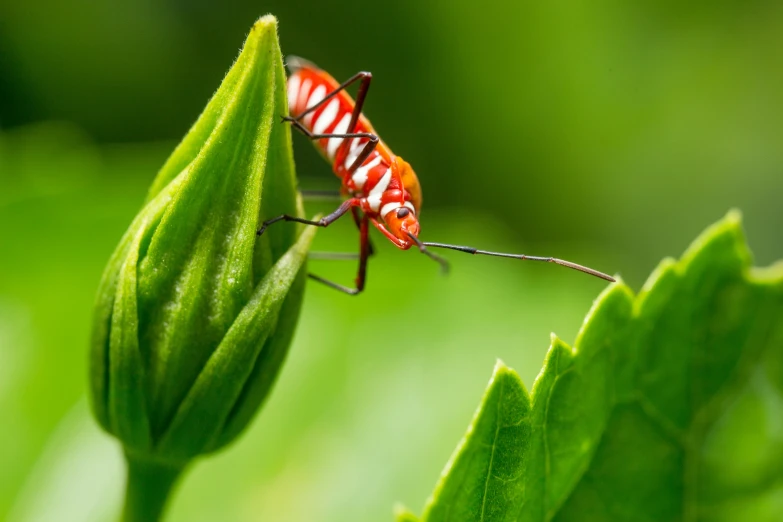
<box><xmin>1</xmin><ymin>1</ymin><xmax>782</xmax><ymax>520</ymax></box>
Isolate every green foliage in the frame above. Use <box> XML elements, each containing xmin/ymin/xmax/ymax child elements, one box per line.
<box><xmin>407</xmin><ymin>212</ymin><xmax>783</xmax><ymax>522</ymax></box>
<box><xmin>0</xmin><ymin>122</ymin><xmax>607</xmax><ymax>522</ymax></box>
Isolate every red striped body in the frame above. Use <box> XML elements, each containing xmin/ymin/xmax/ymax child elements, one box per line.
<box><xmin>287</xmin><ymin>59</ymin><xmax>423</xmax><ymax>248</ymax></box>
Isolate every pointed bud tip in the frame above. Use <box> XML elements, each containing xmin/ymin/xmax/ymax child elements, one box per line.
<box><xmin>240</xmin><ymin>15</ymin><xmax>280</xmax><ymax>63</ymax></box>
<box><xmin>253</xmin><ymin>14</ymin><xmax>278</xmax><ymax>31</ymax></box>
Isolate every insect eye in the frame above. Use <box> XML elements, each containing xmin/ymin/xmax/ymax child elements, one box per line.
<box><xmin>396</xmin><ymin>207</ymin><xmax>411</xmax><ymax>219</ymax></box>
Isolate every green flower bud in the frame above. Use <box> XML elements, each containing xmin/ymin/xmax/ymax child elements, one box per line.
<box><xmin>88</xmin><ymin>16</ymin><xmax>311</xmax><ymax>518</ymax></box>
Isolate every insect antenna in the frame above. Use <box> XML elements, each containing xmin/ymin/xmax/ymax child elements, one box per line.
<box><xmin>410</xmin><ymin>235</ymin><xmax>616</xmax><ymax>282</ymax></box>
<box><xmin>405</xmin><ymin>233</ymin><xmax>450</xmax><ymax>274</ymax></box>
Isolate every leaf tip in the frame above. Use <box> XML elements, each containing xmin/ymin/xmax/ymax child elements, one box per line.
<box><xmin>489</xmin><ymin>359</ymin><xmax>516</xmax><ymax>387</ymax></box>
<box><xmin>638</xmin><ymin>256</ymin><xmax>677</xmax><ymax>294</ymax></box>
<box><xmin>491</xmin><ymin>360</ymin><xmax>526</xmax><ymax>393</ymax></box>
<box><xmin>531</xmin><ymin>335</ymin><xmax>574</xmax><ymax>393</ymax></box>
<box><xmin>394</xmin><ymin>503</ymin><xmax>420</xmax><ymax>522</ymax></box>
<box><xmin>493</xmin><ymin>358</ymin><xmax>510</xmax><ymax>373</ymax></box>
<box><xmin>579</xmin><ymin>279</ymin><xmax>634</xmax><ymax>330</ymax></box>
<box><xmin>725</xmin><ymin>207</ymin><xmax>743</xmax><ymax>226</ymax></box>
<box><xmin>679</xmin><ymin>210</ymin><xmax>751</xmax><ymax>278</ymax></box>
<box><xmin>549</xmin><ymin>332</ymin><xmax>571</xmax><ymax>352</ymax></box>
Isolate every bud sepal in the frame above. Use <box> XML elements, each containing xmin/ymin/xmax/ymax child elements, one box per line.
<box><xmin>88</xmin><ymin>15</ymin><xmax>309</xmax><ymax>520</ymax></box>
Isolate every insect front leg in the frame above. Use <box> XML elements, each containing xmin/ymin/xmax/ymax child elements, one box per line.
<box><xmin>351</xmin><ymin>206</ymin><xmax>375</xmax><ymax>256</ymax></box>
<box><xmin>297</xmin><ymin>192</ymin><xmax>375</xmax><ymax>256</ymax></box>
<box><xmin>256</xmin><ymin>198</ymin><xmax>360</xmax><ymax>236</ymax></box>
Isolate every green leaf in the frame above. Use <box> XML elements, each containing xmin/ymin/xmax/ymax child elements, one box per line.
<box><xmin>421</xmin><ymin>361</ymin><xmax>531</xmax><ymax>522</ymax></box>
<box><xmin>411</xmin><ymin>210</ymin><xmax>783</xmax><ymax>522</ymax></box>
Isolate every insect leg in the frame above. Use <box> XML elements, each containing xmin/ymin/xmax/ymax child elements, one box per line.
<box><xmin>307</xmin><ymin>213</ymin><xmax>372</xmax><ymax>295</ymax></box>
<box><xmin>328</xmin><ymin>72</ymin><xmax>376</xmax><ymax>171</ymax></box>
<box><xmin>288</xmin><ymin>71</ymin><xmax>372</xmax><ymax>123</ymax></box>
<box><xmin>297</xmin><ymin>192</ymin><xmax>375</xmax><ymax>253</ymax></box>
<box><xmin>256</xmin><ymin>198</ymin><xmax>359</xmax><ymax>236</ymax></box>
<box><xmin>351</xmin><ymin>206</ymin><xmax>375</xmax><ymax>256</ymax></box>
<box><xmin>285</xmin><ymin>118</ymin><xmax>380</xmax><ymax>173</ymax></box>
<box><xmin>345</xmin><ymin>138</ymin><xmax>379</xmax><ymax>173</ymax></box>
<box><xmin>285</xmin><ymin>118</ymin><xmax>377</xmax><ymax>147</ymax></box>
<box><xmin>284</xmin><ymin>70</ymin><xmax>379</xmax><ymax>170</ymax></box>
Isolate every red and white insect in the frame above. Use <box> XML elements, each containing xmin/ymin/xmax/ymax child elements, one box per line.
<box><xmin>257</xmin><ymin>56</ymin><xmax>615</xmax><ymax>294</ymax></box>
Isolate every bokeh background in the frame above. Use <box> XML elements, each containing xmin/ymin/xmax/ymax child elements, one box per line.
<box><xmin>2</xmin><ymin>1</ymin><xmax>782</xmax><ymax>520</ymax></box>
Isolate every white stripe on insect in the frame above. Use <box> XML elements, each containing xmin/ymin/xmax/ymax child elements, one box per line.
<box><xmin>297</xmin><ymin>78</ymin><xmax>312</xmax><ymax>113</ymax></box>
<box><xmin>313</xmin><ymin>98</ymin><xmax>340</xmax><ymax>134</ymax></box>
<box><xmin>303</xmin><ymin>85</ymin><xmax>326</xmax><ymax>126</ymax></box>
<box><xmin>351</xmin><ymin>156</ymin><xmax>382</xmax><ymax>190</ymax></box>
<box><xmin>370</xmin><ymin>168</ymin><xmax>392</xmax><ymax>196</ymax></box>
<box><xmin>344</xmin><ymin>138</ymin><xmax>365</xmax><ymax>168</ymax></box>
<box><xmin>380</xmin><ymin>202</ymin><xmax>399</xmax><ymax>218</ymax></box>
<box><xmin>380</xmin><ymin>202</ymin><xmax>414</xmax><ymax>218</ymax></box>
<box><xmin>365</xmin><ymin>168</ymin><xmax>392</xmax><ymax>212</ymax></box>
<box><xmin>327</xmin><ymin>113</ymin><xmax>351</xmax><ymax>158</ymax></box>
<box><xmin>366</xmin><ymin>194</ymin><xmax>383</xmax><ymax>212</ymax></box>
<box><xmin>287</xmin><ymin>75</ymin><xmax>301</xmax><ymax>113</ymax></box>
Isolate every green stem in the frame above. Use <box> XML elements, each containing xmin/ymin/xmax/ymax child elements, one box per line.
<box><xmin>122</xmin><ymin>453</ymin><xmax>185</xmax><ymax>522</ymax></box>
